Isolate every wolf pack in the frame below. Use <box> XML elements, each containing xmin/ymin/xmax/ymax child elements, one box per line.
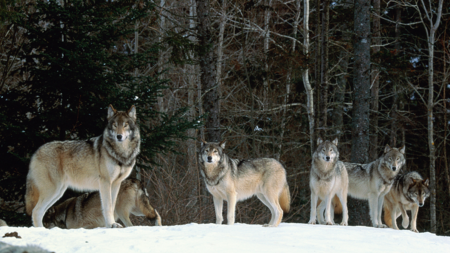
<box><xmin>6</xmin><ymin>105</ymin><xmax>428</xmax><ymax>233</ymax></box>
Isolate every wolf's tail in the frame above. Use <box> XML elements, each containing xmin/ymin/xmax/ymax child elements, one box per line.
<box><xmin>384</xmin><ymin>205</ymin><xmax>393</xmax><ymax>228</ymax></box>
<box><xmin>279</xmin><ymin>183</ymin><xmax>291</xmax><ymax>214</ymax></box>
<box><xmin>25</xmin><ymin>178</ymin><xmax>39</xmax><ymax>216</ymax></box>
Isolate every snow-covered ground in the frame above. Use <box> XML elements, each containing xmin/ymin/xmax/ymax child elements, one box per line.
<box><xmin>1</xmin><ymin>223</ymin><xmax>449</xmax><ymax>253</ymax></box>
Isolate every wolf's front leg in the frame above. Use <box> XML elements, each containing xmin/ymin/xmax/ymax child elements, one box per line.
<box><xmin>212</xmin><ymin>196</ymin><xmax>224</xmax><ymax>225</ymax></box>
<box><xmin>226</xmin><ymin>192</ymin><xmax>237</xmax><ymax>225</ymax></box>
<box><xmin>308</xmin><ymin>192</ymin><xmax>319</xmax><ymax>224</ymax></box>
<box><xmin>99</xmin><ymin>180</ymin><xmax>122</xmax><ymax>228</ymax></box>
<box><xmin>409</xmin><ymin>205</ymin><xmax>419</xmax><ymax>233</ymax></box>
<box><xmin>399</xmin><ymin>205</ymin><xmax>409</xmax><ymax>229</ymax></box>
<box><xmin>390</xmin><ymin>207</ymin><xmax>400</xmax><ymax>230</ymax></box>
<box><xmin>377</xmin><ymin>195</ymin><xmax>388</xmax><ymax>228</ymax></box>
<box><xmin>368</xmin><ymin>193</ymin><xmax>379</xmax><ymax>227</ymax></box>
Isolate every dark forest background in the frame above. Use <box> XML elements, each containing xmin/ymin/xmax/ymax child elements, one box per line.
<box><xmin>0</xmin><ymin>0</ymin><xmax>449</xmax><ymax>235</ymax></box>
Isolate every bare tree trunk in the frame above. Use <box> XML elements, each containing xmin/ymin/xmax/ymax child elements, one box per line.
<box><xmin>318</xmin><ymin>0</ymin><xmax>329</xmax><ymax>138</ymax></box>
<box><xmin>187</xmin><ymin>0</ymin><xmax>198</xmax><ymax>210</ymax></box>
<box><xmin>420</xmin><ymin>0</ymin><xmax>443</xmax><ymax>234</ymax></box>
<box><xmin>157</xmin><ymin>0</ymin><xmax>166</xmax><ymax>114</ymax></box>
<box><xmin>351</xmin><ymin>0</ymin><xmax>371</xmax><ymax>164</ymax></box>
<box><xmin>349</xmin><ymin>0</ymin><xmax>371</xmax><ymax>226</ymax></box>
<box><xmin>263</xmin><ymin>0</ymin><xmax>272</xmax><ymax>110</ymax></box>
<box><xmin>303</xmin><ymin>0</ymin><xmax>315</xmax><ymax>157</ymax></box>
<box><xmin>369</xmin><ymin>0</ymin><xmax>380</xmax><ymax>161</ymax></box>
<box><xmin>276</xmin><ymin>0</ymin><xmax>301</xmax><ymax>161</ymax></box>
<box><xmin>314</xmin><ymin>0</ymin><xmax>321</xmax><ymax>137</ymax></box>
<box><xmin>216</xmin><ymin>0</ymin><xmax>226</xmax><ymax>91</ymax></box>
<box><xmin>197</xmin><ymin>0</ymin><xmax>220</xmax><ymax>142</ymax></box>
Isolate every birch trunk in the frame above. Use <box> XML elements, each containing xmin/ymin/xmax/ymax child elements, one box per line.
<box><xmin>303</xmin><ymin>0</ymin><xmax>315</xmax><ymax>157</ymax></box>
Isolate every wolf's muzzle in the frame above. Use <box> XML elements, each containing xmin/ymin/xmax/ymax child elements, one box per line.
<box><xmin>325</xmin><ymin>156</ymin><xmax>330</xmax><ymax>161</ymax></box>
<box><xmin>207</xmin><ymin>156</ymin><xmax>212</xmax><ymax>162</ymax></box>
<box><xmin>392</xmin><ymin>166</ymin><xmax>397</xmax><ymax>171</ymax></box>
<box><xmin>117</xmin><ymin>134</ymin><xmax>123</xmax><ymax>141</ymax></box>
<box><xmin>419</xmin><ymin>203</ymin><xmax>424</xmax><ymax>207</ymax></box>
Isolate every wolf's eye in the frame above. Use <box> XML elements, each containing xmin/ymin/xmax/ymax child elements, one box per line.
<box><xmin>322</xmin><ymin>149</ymin><xmax>325</xmax><ymax>152</ymax></box>
<box><xmin>388</xmin><ymin>157</ymin><xmax>392</xmax><ymax>161</ymax></box>
<box><xmin>329</xmin><ymin>148</ymin><xmax>333</xmax><ymax>152</ymax></box>
<box><xmin>397</xmin><ymin>157</ymin><xmax>400</xmax><ymax>160</ymax></box>
<box><xmin>113</xmin><ymin>123</ymin><xmax>117</xmax><ymax>128</ymax></box>
<box><xmin>214</xmin><ymin>150</ymin><xmax>218</xmax><ymax>153</ymax></box>
<box><xmin>124</xmin><ymin>123</ymin><xmax>129</xmax><ymax>127</ymax></box>
<box><xmin>414</xmin><ymin>193</ymin><xmax>418</xmax><ymax>195</ymax></box>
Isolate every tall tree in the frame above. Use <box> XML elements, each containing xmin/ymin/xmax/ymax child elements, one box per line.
<box><xmin>351</xmin><ymin>0</ymin><xmax>371</xmax><ymax>163</ymax></box>
<box><xmin>369</xmin><ymin>0</ymin><xmax>380</xmax><ymax>161</ymax></box>
<box><xmin>197</xmin><ymin>0</ymin><xmax>220</xmax><ymax>142</ymax></box>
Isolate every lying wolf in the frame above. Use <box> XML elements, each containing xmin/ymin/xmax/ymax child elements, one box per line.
<box><xmin>43</xmin><ymin>179</ymin><xmax>161</xmax><ymax>229</ymax></box>
<box><xmin>384</xmin><ymin>171</ymin><xmax>429</xmax><ymax>232</ymax></box>
<box><xmin>199</xmin><ymin>140</ymin><xmax>290</xmax><ymax>227</ymax></box>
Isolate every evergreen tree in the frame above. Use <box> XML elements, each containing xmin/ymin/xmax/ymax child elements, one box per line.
<box><xmin>0</xmin><ymin>0</ymin><xmax>201</xmax><ymax>175</ymax></box>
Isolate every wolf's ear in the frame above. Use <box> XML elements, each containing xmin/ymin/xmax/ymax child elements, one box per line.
<box><xmin>317</xmin><ymin>137</ymin><xmax>323</xmax><ymax>146</ymax></box>
<box><xmin>332</xmin><ymin>138</ymin><xmax>338</xmax><ymax>146</ymax></box>
<box><xmin>127</xmin><ymin>105</ymin><xmax>137</xmax><ymax>121</ymax></box>
<box><xmin>424</xmin><ymin>178</ymin><xmax>429</xmax><ymax>187</ymax></box>
<box><xmin>384</xmin><ymin>144</ymin><xmax>392</xmax><ymax>153</ymax></box>
<box><xmin>200</xmin><ymin>138</ymin><xmax>207</xmax><ymax>147</ymax></box>
<box><xmin>411</xmin><ymin>178</ymin><xmax>417</xmax><ymax>184</ymax></box>
<box><xmin>108</xmin><ymin>105</ymin><xmax>117</xmax><ymax>119</ymax></box>
<box><xmin>219</xmin><ymin>140</ymin><xmax>226</xmax><ymax>149</ymax></box>
<box><xmin>399</xmin><ymin>145</ymin><xmax>405</xmax><ymax>154</ymax></box>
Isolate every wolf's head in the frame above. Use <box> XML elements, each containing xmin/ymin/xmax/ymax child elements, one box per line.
<box><xmin>43</xmin><ymin>207</ymin><xmax>67</xmax><ymax>229</ymax></box>
<box><xmin>106</xmin><ymin>105</ymin><xmax>138</xmax><ymax>143</ymax></box>
<box><xmin>314</xmin><ymin>137</ymin><xmax>339</xmax><ymax>163</ymax></box>
<box><xmin>382</xmin><ymin>145</ymin><xmax>405</xmax><ymax>172</ymax></box>
<box><xmin>407</xmin><ymin>177</ymin><xmax>430</xmax><ymax>207</ymax></box>
<box><xmin>199</xmin><ymin>140</ymin><xmax>226</xmax><ymax>165</ymax></box>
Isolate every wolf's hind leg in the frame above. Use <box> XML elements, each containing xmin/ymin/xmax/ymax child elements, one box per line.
<box><xmin>257</xmin><ymin>194</ymin><xmax>274</xmax><ymax>226</ymax></box>
<box><xmin>32</xmin><ymin>184</ymin><xmax>67</xmax><ymax>227</ymax></box>
<box><xmin>263</xmin><ymin>192</ymin><xmax>283</xmax><ymax>227</ymax></box>
<box><xmin>212</xmin><ymin>196</ymin><xmax>224</xmax><ymax>225</ymax></box>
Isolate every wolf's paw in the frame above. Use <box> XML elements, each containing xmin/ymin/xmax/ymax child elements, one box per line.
<box><xmin>340</xmin><ymin>222</ymin><xmax>348</xmax><ymax>226</ymax></box>
<box><xmin>111</xmin><ymin>223</ymin><xmax>123</xmax><ymax>228</ymax></box>
<box><xmin>263</xmin><ymin>224</ymin><xmax>276</xmax><ymax>227</ymax></box>
<box><xmin>411</xmin><ymin>228</ymin><xmax>419</xmax><ymax>233</ymax></box>
<box><xmin>325</xmin><ymin>221</ymin><xmax>333</xmax><ymax>225</ymax></box>
<box><xmin>402</xmin><ymin>218</ymin><xmax>409</xmax><ymax>229</ymax></box>
<box><xmin>308</xmin><ymin>220</ymin><xmax>316</xmax><ymax>225</ymax></box>
<box><xmin>378</xmin><ymin>224</ymin><xmax>388</xmax><ymax>228</ymax></box>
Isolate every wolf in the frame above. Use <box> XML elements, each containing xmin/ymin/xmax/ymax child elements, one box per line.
<box><xmin>25</xmin><ymin>105</ymin><xmax>140</xmax><ymax>228</ymax></box>
<box><xmin>0</xmin><ymin>242</ymin><xmax>53</xmax><ymax>253</ymax></box>
<box><xmin>383</xmin><ymin>171</ymin><xmax>429</xmax><ymax>232</ymax></box>
<box><xmin>43</xmin><ymin>178</ymin><xmax>161</xmax><ymax>229</ymax></box>
<box><xmin>319</xmin><ymin>144</ymin><xmax>405</xmax><ymax>228</ymax></box>
<box><xmin>0</xmin><ymin>219</ymin><xmax>6</xmax><ymax>226</ymax></box>
<box><xmin>308</xmin><ymin>138</ymin><xmax>348</xmax><ymax>226</ymax></box>
<box><xmin>199</xmin><ymin>140</ymin><xmax>290</xmax><ymax>227</ymax></box>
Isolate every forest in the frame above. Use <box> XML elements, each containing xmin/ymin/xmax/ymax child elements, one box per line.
<box><xmin>0</xmin><ymin>0</ymin><xmax>449</xmax><ymax>235</ymax></box>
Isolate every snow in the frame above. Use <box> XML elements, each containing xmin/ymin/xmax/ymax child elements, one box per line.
<box><xmin>1</xmin><ymin>223</ymin><xmax>449</xmax><ymax>253</ymax></box>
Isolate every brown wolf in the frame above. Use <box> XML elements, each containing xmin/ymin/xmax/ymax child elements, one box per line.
<box><xmin>384</xmin><ymin>171</ymin><xmax>429</xmax><ymax>232</ymax></box>
<box><xmin>199</xmin><ymin>140</ymin><xmax>290</xmax><ymax>227</ymax></box>
<box><xmin>43</xmin><ymin>179</ymin><xmax>161</xmax><ymax>229</ymax></box>
<box><xmin>26</xmin><ymin>105</ymin><xmax>140</xmax><ymax>228</ymax></box>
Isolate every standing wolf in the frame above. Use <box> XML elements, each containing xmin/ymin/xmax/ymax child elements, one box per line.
<box><xmin>383</xmin><ymin>171</ymin><xmax>429</xmax><ymax>232</ymax></box>
<box><xmin>199</xmin><ymin>140</ymin><xmax>290</xmax><ymax>227</ymax></box>
<box><xmin>43</xmin><ymin>179</ymin><xmax>162</xmax><ymax>229</ymax></box>
<box><xmin>26</xmin><ymin>105</ymin><xmax>140</xmax><ymax>228</ymax></box>
<box><xmin>308</xmin><ymin>138</ymin><xmax>348</xmax><ymax>226</ymax></box>
<box><xmin>319</xmin><ymin>144</ymin><xmax>406</xmax><ymax>228</ymax></box>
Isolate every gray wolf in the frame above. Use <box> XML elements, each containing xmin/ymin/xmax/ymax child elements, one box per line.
<box><xmin>0</xmin><ymin>219</ymin><xmax>6</xmax><ymax>226</ymax></box>
<box><xmin>308</xmin><ymin>138</ymin><xmax>348</xmax><ymax>226</ymax></box>
<box><xmin>25</xmin><ymin>105</ymin><xmax>140</xmax><ymax>228</ymax></box>
<box><xmin>383</xmin><ymin>171</ymin><xmax>429</xmax><ymax>232</ymax></box>
<box><xmin>199</xmin><ymin>140</ymin><xmax>290</xmax><ymax>227</ymax></box>
<box><xmin>43</xmin><ymin>178</ymin><xmax>161</xmax><ymax>229</ymax></box>
<box><xmin>0</xmin><ymin>242</ymin><xmax>53</xmax><ymax>253</ymax></box>
<box><xmin>319</xmin><ymin>144</ymin><xmax>405</xmax><ymax>228</ymax></box>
